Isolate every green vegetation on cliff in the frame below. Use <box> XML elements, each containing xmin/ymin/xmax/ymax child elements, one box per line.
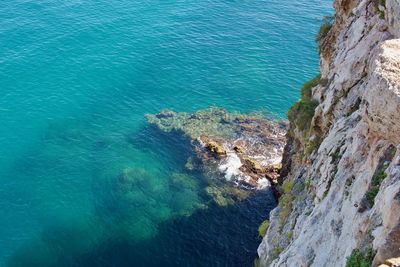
<box><xmin>258</xmin><ymin>220</ymin><xmax>270</xmax><ymax>238</ymax></box>
<box><xmin>345</xmin><ymin>247</ymin><xmax>375</xmax><ymax>267</ymax></box>
<box><xmin>374</xmin><ymin>0</ymin><xmax>386</xmax><ymax>19</ymax></box>
<box><xmin>288</xmin><ymin>75</ymin><xmax>320</xmax><ymax>132</ymax></box>
<box><xmin>278</xmin><ymin>180</ymin><xmax>295</xmax><ymax>230</ymax></box>
<box><xmin>366</xmin><ymin>168</ymin><xmax>387</xmax><ymax>206</ymax></box>
<box><xmin>316</xmin><ymin>16</ymin><xmax>334</xmax><ymax>44</ymax></box>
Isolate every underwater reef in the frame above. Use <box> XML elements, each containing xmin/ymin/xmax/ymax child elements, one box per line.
<box><xmin>146</xmin><ymin>107</ymin><xmax>287</xmax><ymax>206</ymax></box>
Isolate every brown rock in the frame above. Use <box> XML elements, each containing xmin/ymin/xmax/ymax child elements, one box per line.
<box><xmin>241</xmin><ymin>156</ymin><xmax>264</xmax><ymax>173</ymax></box>
<box><xmin>233</xmin><ymin>145</ymin><xmax>245</xmax><ymax>154</ymax></box>
<box><xmin>199</xmin><ymin>136</ymin><xmax>226</xmax><ymax>156</ymax></box>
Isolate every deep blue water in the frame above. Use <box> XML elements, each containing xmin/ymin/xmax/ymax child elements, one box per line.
<box><xmin>0</xmin><ymin>0</ymin><xmax>331</xmax><ymax>266</ymax></box>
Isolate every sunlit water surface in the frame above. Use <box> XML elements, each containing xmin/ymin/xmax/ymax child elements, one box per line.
<box><xmin>0</xmin><ymin>0</ymin><xmax>331</xmax><ymax>266</ymax></box>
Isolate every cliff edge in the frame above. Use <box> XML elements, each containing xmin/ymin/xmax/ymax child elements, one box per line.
<box><xmin>258</xmin><ymin>0</ymin><xmax>400</xmax><ymax>266</ymax></box>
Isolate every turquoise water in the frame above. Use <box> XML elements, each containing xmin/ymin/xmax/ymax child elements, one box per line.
<box><xmin>0</xmin><ymin>0</ymin><xmax>331</xmax><ymax>266</ymax></box>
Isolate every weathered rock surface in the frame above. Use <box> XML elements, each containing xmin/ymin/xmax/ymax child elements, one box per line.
<box><xmin>258</xmin><ymin>0</ymin><xmax>400</xmax><ymax>266</ymax></box>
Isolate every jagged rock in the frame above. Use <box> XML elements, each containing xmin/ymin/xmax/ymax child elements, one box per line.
<box><xmin>357</xmin><ymin>196</ymin><xmax>371</xmax><ymax>213</ymax></box>
<box><xmin>233</xmin><ymin>145</ymin><xmax>245</xmax><ymax>154</ymax></box>
<box><xmin>378</xmin><ymin>20</ymin><xmax>389</xmax><ymax>32</ymax></box>
<box><xmin>207</xmin><ymin>141</ymin><xmax>226</xmax><ymax>155</ymax></box>
<box><xmin>241</xmin><ymin>156</ymin><xmax>264</xmax><ymax>173</ymax></box>
<box><xmin>258</xmin><ymin>1</ymin><xmax>400</xmax><ymax>266</ymax></box>
<box><xmin>265</xmin><ymin>164</ymin><xmax>282</xmax><ymax>184</ymax></box>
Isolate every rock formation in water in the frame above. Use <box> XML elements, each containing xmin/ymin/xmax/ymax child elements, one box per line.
<box><xmin>146</xmin><ymin>107</ymin><xmax>286</xmax><ymax>205</ymax></box>
<box><xmin>257</xmin><ymin>0</ymin><xmax>400</xmax><ymax>266</ymax></box>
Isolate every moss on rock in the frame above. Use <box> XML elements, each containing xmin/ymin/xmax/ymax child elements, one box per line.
<box><xmin>258</xmin><ymin>219</ymin><xmax>270</xmax><ymax>238</ymax></box>
<box><xmin>346</xmin><ymin>247</ymin><xmax>375</xmax><ymax>267</ymax></box>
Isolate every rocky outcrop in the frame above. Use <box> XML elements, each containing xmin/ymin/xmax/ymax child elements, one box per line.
<box><xmin>258</xmin><ymin>0</ymin><xmax>400</xmax><ymax>266</ymax></box>
<box><xmin>146</xmin><ymin>107</ymin><xmax>287</xmax><ymax>205</ymax></box>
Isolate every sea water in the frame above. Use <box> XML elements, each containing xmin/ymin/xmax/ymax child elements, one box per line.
<box><xmin>0</xmin><ymin>1</ymin><xmax>331</xmax><ymax>266</ymax></box>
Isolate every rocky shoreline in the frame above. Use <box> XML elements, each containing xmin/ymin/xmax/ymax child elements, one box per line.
<box><xmin>146</xmin><ymin>107</ymin><xmax>287</xmax><ymax>206</ymax></box>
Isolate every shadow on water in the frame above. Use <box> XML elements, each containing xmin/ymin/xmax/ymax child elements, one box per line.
<box><xmin>6</xmin><ymin>189</ymin><xmax>275</xmax><ymax>267</ymax></box>
<box><xmin>126</xmin><ymin>124</ymin><xmax>196</xmax><ymax>170</ymax></box>
<box><xmin>5</xmin><ymin>118</ymin><xmax>277</xmax><ymax>267</ymax></box>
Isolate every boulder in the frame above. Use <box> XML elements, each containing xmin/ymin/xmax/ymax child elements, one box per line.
<box><xmin>206</xmin><ymin>141</ymin><xmax>226</xmax><ymax>155</ymax></box>
<box><xmin>241</xmin><ymin>156</ymin><xmax>264</xmax><ymax>173</ymax></box>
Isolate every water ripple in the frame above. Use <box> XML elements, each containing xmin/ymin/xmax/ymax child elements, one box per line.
<box><xmin>0</xmin><ymin>0</ymin><xmax>332</xmax><ymax>266</ymax></box>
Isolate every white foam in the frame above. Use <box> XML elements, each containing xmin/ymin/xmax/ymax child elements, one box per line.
<box><xmin>257</xmin><ymin>177</ymin><xmax>271</xmax><ymax>189</ymax></box>
<box><xmin>218</xmin><ymin>152</ymin><xmax>243</xmax><ymax>181</ymax></box>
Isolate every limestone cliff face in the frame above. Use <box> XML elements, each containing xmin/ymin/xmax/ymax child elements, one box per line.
<box><xmin>258</xmin><ymin>0</ymin><xmax>400</xmax><ymax>266</ymax></box>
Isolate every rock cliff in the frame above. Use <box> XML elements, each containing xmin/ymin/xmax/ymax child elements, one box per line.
<box><xmin>258</xmin><ymin>0</ymin><xmax>400</xmax><ymax>266</ymax></box>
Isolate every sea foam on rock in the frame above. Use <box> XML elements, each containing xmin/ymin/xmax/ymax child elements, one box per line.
<box><xmin>146</xmin><ymin>107</ymin><xmax>287</xmax><ymax>205</ymax></box>
<box><xmin>218</xmin><ymin>152</ymin><xmax>243</xmax><ymax>181</ymax></box>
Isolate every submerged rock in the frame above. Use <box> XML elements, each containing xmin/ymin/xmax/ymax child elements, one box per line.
<box><xmin>205</xmin><ymin>185</ymin><xmax>250</xmax><ymax>207</ymax></box>
<box><xmin>146</xmin><ymin>107</ymin><xmax>287</xmax><ymax>205</ymax></box>
<box><xmin>145</xmin><ymin>107</ymin><xmax>236</xmax><ymax>139</ymax></box>
<box><xmin>97</xmin><ymin>167</ymin><xmax>206</xmax><ymax>241</ymax></box>
<box><xmin>184</xmin><ymin>156</ymin><xmax>195</xmax><ymax>171</ymax></box>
